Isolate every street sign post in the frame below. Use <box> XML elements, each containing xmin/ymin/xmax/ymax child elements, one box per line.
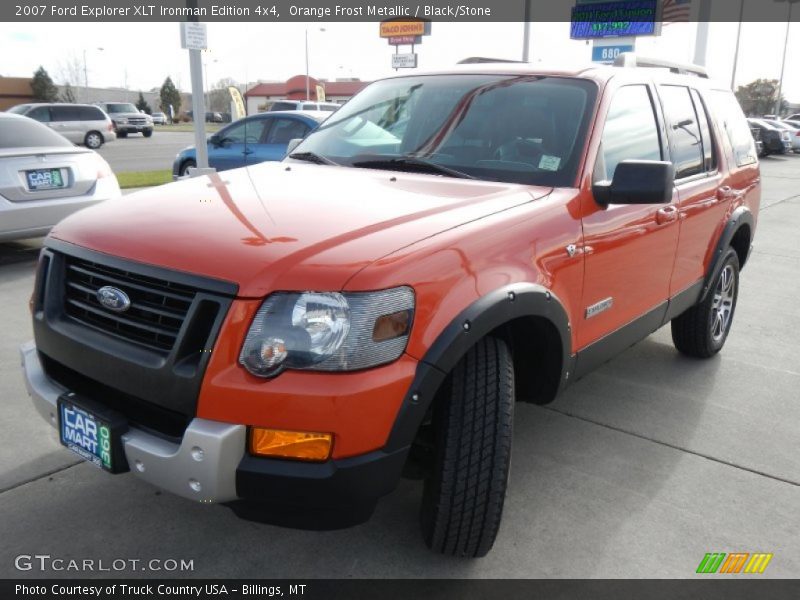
<box><xmin>180</xmin><ymin>21</ymin><xmax>207</xmax><ymax>50</ymax></box>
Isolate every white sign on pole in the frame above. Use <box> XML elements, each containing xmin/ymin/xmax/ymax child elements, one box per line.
<box><xmin>391</xmin><ymin>53</ymin><xmax>418</xmax><ymax>69</ymax></box>
<box><xmin>180</xmin><ymin>22</ymin><xmax>208</xmax><ymax>51</ymax></box>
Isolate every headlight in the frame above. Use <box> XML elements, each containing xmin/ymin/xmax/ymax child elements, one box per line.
<box><xmin>116</xmin><ymin>117</ymin><xmax>128</xmax><ymax>124</ymax></box>
<box><xmin>239</xmin><ymin>287</ymin><xmax>414</xmax><ymax>378</ymax></box>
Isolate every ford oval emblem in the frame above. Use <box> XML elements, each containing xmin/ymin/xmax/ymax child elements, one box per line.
<box><xmin>96</xmin><ymin>286</ymin><xmax>131</xmax><ymax>312</ymax></box>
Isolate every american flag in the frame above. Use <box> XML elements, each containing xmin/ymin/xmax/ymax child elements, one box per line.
<box><xmin>662</xmin><ymin>0</ymin><xmax>692</xmax><ymax>24</ymax></box>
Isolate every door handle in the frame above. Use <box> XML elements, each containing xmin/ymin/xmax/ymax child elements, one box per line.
<box><xmin>242</xmin><ymin>149</ymin><xmax>254</xmax><ymax>155</ymax></box>
<box><xmin>717</xmin><ymin>186</ymin><xmax>741</xmax><ymax>201</ymax></box>
<box><xmin>655</xmin><ymin>205</ymin><xmax>678</xmax><ymax>225</ymax></box>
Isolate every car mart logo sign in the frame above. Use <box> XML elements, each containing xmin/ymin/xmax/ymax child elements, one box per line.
<box><xmin>696</xmin><ymin>552</ymin><xmax>773</xmax><ymax>574</ymax></box>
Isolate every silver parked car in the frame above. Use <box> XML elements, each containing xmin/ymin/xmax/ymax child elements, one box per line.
<box><xmin>0</xmin><ymin>113</ymin><xmax>120</xmax><ymax>242</ymax></box>
<box><xmin>8</xmin><ymin>103</ymin><xmax>116</xmax><ymax>149</ymax></box>
<box><xmin>151</xmin><ymin>111</ymin><xmax>168</xmax><ymax>125</ymax></box>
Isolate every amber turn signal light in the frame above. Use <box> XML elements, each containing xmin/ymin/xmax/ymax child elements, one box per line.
<box><xmin>372</xmin><ymin>310</ymin><xmax>412</xmax><ymax>342</ymax></box>
<box><xmin>249</xmin><ymin>427</ymin><xmax>333</xmax><ymax>462</ymax></box>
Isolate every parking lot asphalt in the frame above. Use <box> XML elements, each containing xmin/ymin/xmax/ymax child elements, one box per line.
<box><xmin>0</xmin><ymin>157</ymin><xmax>798</xmax><ymax>578</ymax></box>
<box><xmin>97</xmin><ymin>131</ymin><xmax>194</xmax><ymax>173</ymax></box>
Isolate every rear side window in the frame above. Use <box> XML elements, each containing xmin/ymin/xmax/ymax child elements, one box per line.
<box><xmin>79</xmin><ymin>106</ymin><xmax>106</xmax><ymax>121</ymax></box>
<box><xmin>51</xmin><ymin>105</ymin><xmax>84</xmax><ymax>122</ymax></box>
<box><xmin>266</xmin><ymin>118</ymin><xmax>311</xmax><ymax>144</ymax></box>
<box><xmin>270</xmin><ymin>101</ymin><xmax>297</xmax><ymax>111</ymax></box>
<box><xmin>595</xmin><ymin>85</ymin><xmax>662</xmax><ymax>182</ymax></box>
<box><xmin>706</xmin><ymin>90</ymin><xmax>757</xmax><ymax>167</ymax></box>
<box><xmin>0</xmin><ymin>117</ymin><xmax>73</xmax><ymax>148</ymax></box>
<box><xmin>659</xmin><ymin>85</ymin><xmax>703</xmax><ymax>179</ymax></box>
<box><xmin>302</xmin><ymin>103</ymin><xmax>317</xmax><ymax>110</ymax></box>
<box><xmin>690</xmin><ymin>90</ymin><xmax>716</xmax><ymax>172</ymax></box>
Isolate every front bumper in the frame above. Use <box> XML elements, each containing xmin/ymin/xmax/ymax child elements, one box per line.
<box><xmin>21</xmin><ymin>341</ymin><xmax>245</xmax><ymax>503</ymax></box>
<box><xmin>20</xmin><ymin>341</ymin><xmax>409</xmax><ymax>526</ymax></box>
<box><xmin>115</xmin><ymin>123</ymin><xmax>153</xmax><ymax>134</ymax></box>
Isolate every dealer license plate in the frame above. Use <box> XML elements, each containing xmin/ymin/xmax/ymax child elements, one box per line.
<box><xmin>58</xmin><ymin>394</ymin><xmax>128</xmax><ymax>473</ymax></box>
<box><xmin>26</xmin><ymin>168</ymin><xmax>66</xmax><ymax>191</ymax></box>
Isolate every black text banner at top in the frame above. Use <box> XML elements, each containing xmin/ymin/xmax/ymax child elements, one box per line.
<box><xmin>5</xmin><ymin>0</ymin><xmax>800</xmax><ymax>22</ymax></box>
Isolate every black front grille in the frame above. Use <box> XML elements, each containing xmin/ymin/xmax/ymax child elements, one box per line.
<box><xmin>40</xmin><ymin>353</ymin><xmax>189</xmax><ymax>440</ymax></box>
<box><xmin>64</xmin><ymin>256</ymin><xmax>196</xmax><ymax>353</ymax></box>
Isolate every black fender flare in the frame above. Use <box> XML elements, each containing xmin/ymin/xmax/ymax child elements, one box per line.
<box><xmin>384</xmin><ymin>283</ymin><xmax>573</xmax><ymax>453</ymax></box>
<box><xmin>700</xmin><ymin>206</ymin><xmax>754</xmax><ymax>302</ymax></box>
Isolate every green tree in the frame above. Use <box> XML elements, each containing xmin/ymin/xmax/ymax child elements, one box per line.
<box><xmin>135</xmin><ymin>91</ymin><xmax>152</xmax><ymax>114</ymax></box>
<box><xmin>31</xmin><ymin>66</ymin><xmax>59</xmax><ymax>102</ymax></box>
<box><xmin>60</xmin><ymin>83</ymin><xmax>76</xmax><ymax>103</ymax></box>
<box><xmin>159</xmin><ymin>77</ymin><xmax>181</xmax><ymax>119</ymax></box>
<box><xmin>735</xmin><ymin>79</ymin><xmax>786</xmax><ymax>117</ymax></box>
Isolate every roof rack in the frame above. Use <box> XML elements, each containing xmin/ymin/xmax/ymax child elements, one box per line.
<box><xmin>613</xmin><ymin>53</ymin><xmax>708</xmax><ymax>78</ymax></box>
<box><xmin>457</xmin><ymin>57</ymin><xmax>525</xmax><ymax>64</ymax></box>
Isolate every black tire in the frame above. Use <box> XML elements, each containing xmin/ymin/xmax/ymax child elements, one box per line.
<box><xmin>420</xmin><ymin>336</ymin><xmax>514</xmax><ymax>558</ymax></box>
<box><xmin>143</xmin><ymin>129</ymin><xmax>153</xmax><ymax>138</ymax></box>
<box><xmin>84</xmin><ymin>131</ymin><xmax>103</xmax><ymax>149</ymax></box>
<box><xmin>117</xmin><ymin>131</ymin><xmax>128</xmax><ymax>138</ymax></box>
<box><xmin>671</xmin><ymin>248</ymin><xmax>740</xmax><ymax>358</ymax></box>
<box><xmin>179</xmin><ymin>159</ymin><xmax>196</xmax><ymax>177</ymax></box>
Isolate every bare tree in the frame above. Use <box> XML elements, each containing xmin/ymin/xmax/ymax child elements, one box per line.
<box><xmin>208</xmin><ymin>77</ymin><xmax>239</xmax><ymax>113</ymax></box>
<box><xmin>57</xmin><ymin>54</ymin><xmax>84</xmax><ymax>87</ymax></box>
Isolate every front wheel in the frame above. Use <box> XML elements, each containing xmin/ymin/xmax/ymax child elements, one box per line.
<box><xmin>179</xmin><ymin>159</ymin><xmax>196</xmax><ymax>177</ymax></box>
<box><xmin>671</xmin><ymin>248</ymin><xmax>740</xmax><ymax>358</ymax></box>
<box><xmin>420</xmin><ymin>336</ymin><xmax>514</xmax><ymax>558</ymax></box>
<box><xmin>143</xmin><ymin>129</ymin><xmax>153</xmax><ymax>138</ymax></box>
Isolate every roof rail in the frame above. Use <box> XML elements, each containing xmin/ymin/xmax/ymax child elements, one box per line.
<box><xmin>613</xmin><ymin>53</ymin><xmax>708</xmax><ymax>78</ymax></box>
<box><xmin>458</xmin><ymin>57</ymin><xmax>525</xmax><ymax>64</ymax></box>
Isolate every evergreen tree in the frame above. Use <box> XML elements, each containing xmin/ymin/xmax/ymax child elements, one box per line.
<box><xmin>31</xmin><ymin>66</ymin><xmax>59</xmax><ymax>102</ymax></box>
<box><xmin>159</xmin><ymin>77</ymin><xmax>181</xmax><ymax>119</ymax></box>
<box><xmin>135</xmin><ymin>91</ymin><xmax>152</xmax><ymax>114</ymax></box>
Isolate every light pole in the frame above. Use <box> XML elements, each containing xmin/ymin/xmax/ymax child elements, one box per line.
<box><xmin>305</xmin><ymin>27</ymin><xmax>326</xmax><ymax>100</ymax></box>
<box><xmin>82</xmin><ymin>47</ymin><xmax>104</xmax><ymax>103</ymax></box>
<box><xmin>774</xmin><ymin>0</ymin><xmax>799</xmax><ymax>116</ymax></box>
<box><xmin>203</xmin><ymin>54</ymin><xmax>217</xmax><ymax>109</ymax></box>
<box><xmin>730</xmin><ymin>0</ymin><xmax>746</xmax><ymax>90</ymax></box>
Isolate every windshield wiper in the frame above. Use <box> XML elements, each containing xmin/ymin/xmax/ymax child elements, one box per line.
<box><xmin>288</xmin><ymin>151</ymin><xmax>339</xmax><ymax>166</ymax></box>
<box><xmin>351</xmin><ymin>156</ymin><xmax>476</xmax><ymax>179</ymax></box>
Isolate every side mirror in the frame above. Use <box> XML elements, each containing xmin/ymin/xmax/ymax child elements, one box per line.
<box><xmin>286</xmin><ymin>138</ymin><xmax>303</xmax><ymax>154</ymax></box>
<box><xmin>593</xmin><ymin>160</ymin><xmax>674</xmax><ymax>206</ymax></box>
<box><xmin>208</xmin><ymin>133</ymin><xmax>222</xmax><ymax>146</ymax></box>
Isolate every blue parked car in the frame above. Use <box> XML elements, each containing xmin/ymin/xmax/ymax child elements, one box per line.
<box><xmin>172</xmin><ymin>111</ymin><xmax>327</xmax><ymax>178</ymax></box>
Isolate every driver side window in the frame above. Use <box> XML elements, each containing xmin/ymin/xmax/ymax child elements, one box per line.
<box><xmin>595</xmin><ymin>85</ymin><xmax>662</xmax><ymax>182</ymax></box>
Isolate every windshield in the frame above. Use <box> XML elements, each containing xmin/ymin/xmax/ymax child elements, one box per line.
<box><xmin>105</xmin><ymin>103</ymin><xmax>139</xmax><ymax>114</ymax></box>
<box><xmin>7</xmin><ymin>105</ymin><xmax>31</xmax><ymax>115</ymax></box>
<box><xmin>294</xmin><ymin>74</ymin><xmax>597</xmax><ymax>186</ymax></box>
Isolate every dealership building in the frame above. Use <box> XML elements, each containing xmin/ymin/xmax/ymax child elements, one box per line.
<box><xmin>244</xmin><ymin>75</ymin><xmax>368</xmax><ymax>113</ymax></box>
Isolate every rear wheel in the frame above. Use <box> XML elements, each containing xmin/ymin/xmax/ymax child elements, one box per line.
<box><xmin>671</xmin><ymin>248</ymin><xmax>739</xmax><ymax>358</ymax></box>
<box><xmin>117</xmin><ymin>131</ymin><xmax>128</xmax><ymax>138</ymax></box>
<box><xmin>84</xmin><ymin>131</ymin><xmax>103</xmax><ymax>149</ymax></box>
<box><xmin>420</xmin><ymin>336</ymin><xmax>514</xmax><ymax>558</ymax></box>
<box><xmin>179</xmin><ymin>159</ymin><xmax>196</xmax><ymax>177</ymax></box>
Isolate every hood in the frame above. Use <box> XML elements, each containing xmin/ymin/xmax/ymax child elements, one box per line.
<box><xmin>50</xmin><ymin>162</ymin><xmax>550</xmax><ymax>297</ymax></box>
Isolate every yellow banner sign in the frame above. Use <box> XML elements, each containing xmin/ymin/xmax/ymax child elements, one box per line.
<box><xmin>380</xmin><ymin>21</ymin><xmax>425</xmax><ymax>38</ymax></box>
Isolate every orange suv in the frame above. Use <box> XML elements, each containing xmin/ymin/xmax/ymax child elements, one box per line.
<box><xmin>21</xmin><ymin>55</ymin><xmax>760</xmax><ymax>557</ymax></box>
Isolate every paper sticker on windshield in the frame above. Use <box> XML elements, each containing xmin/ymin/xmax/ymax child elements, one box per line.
<box><xmin>539</xmin><ymin>155</ymin><xmax>561</xmax><ymax>171</ymax></box>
